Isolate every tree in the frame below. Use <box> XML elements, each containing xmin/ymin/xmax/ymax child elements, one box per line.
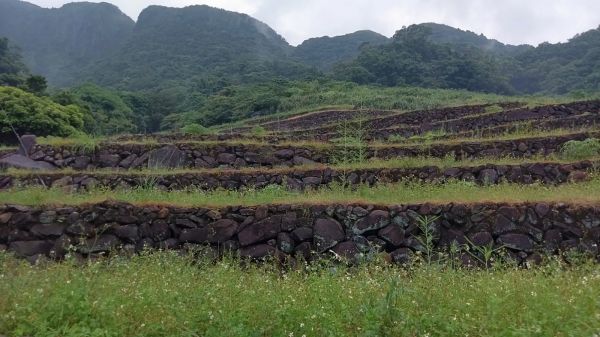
<box><xmin>26</xmin><ymin>75</ymin><xmax>47</xmax><ymax>95</ymax></box>
<box><xmin>0</xmin><ymin>86</ymin><xmax>85</xmax><ymax>142</ymax></box>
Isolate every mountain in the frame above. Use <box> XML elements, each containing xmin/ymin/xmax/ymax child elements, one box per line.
<box><xmin>419</xmin><ymin>23</ymin><xmax>533</xmax><ymax>56</ymax></box>
<box><xmin>0</xmin><ymin>0</ymin><xmax>135</xmax><ymax>86</ymax></box>
<box><xmin>512</xmin><ymin>26</ymin><xmax>600</xmax><ymax>94</ymax></box>
<box><xmin>83</xmin><ymin>5</ymin><xmax>316</xmax><ymax>91</ymax></box>
<box><xmin>332</xmin><ymin>24</ymin><xmax>514</xmax><ymax>94</ymax></box>
<box><xmin>293</xmin><ymin>30</ymin><xmax>389</xmax><ymax>71</ymax></box>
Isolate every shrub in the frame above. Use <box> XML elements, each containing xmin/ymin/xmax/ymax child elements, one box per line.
<box><xmin>0</xmin><ymin>86</ymin><xmax>85</xmax><ymax>142</ymax></box>
<box><xmin>559</xmin><ymin>138</ymin><xmax>600</xmax><ymax>160</ymax></box>
<box><xmin>251</xmin><ymin>126</ymin><xmax>267</xmax><ymax>137</ymax></box>
<box><xmin>181</xmin><ymin>123</ymin><xmax>210</xmax><ymax>135</ymax></box>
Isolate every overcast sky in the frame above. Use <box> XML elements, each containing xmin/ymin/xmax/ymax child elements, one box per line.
<box><xmin>27</xmin><ymin>0</ymin><xmax>600</xmax><ymax>46</ymax></box>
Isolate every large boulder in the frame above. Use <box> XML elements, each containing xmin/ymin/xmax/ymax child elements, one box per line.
<box><xmin>238</xmin><ymin>216</ymin><xmax>281</xmax><ymax>246</ymax></box>
<box><xmin>147</xmin><ymin>145</ymin><xmax>185</xmax><ymax>169</ymax></box>
<box><xmin>180</xmin><ymin>219</ymin><xmax>239</xmax><ymax>244</ymax></box>
<box><xmin>352</xmin><ymin>210</ymin><xmax>390</xmax><ymax>235</ymax></box>
<box><xmin>313</xmin><ymin>218</ymin><xmax>345</xmax><ymax>253</ymax></box>
<box><xmin>9</xmin><ymin>240</ymin><xmax>53</xmax><ymax>257</ymax></box>
<box><xmin>0</xmin><ymin>154</ymin><xmax>55</xmax><ymax>170</ymax></box>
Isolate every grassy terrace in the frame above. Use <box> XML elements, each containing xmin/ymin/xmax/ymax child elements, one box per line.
<box><xmin>3</xmin><ymin>155</ymin><xmax>599</xmax><ymax>178</ymax></box>
<box><xmin>2</xmin><ymin>176</ymin><xmax>600</xmax><ymax>207</ymax></box>
<box><xmin>212</xmin><ymin>89</ymin><xmax>589</xmax><ymax>131</ymax></box>
<box><xmin>0</xmin><ymin>252</ymin><xmax>599</xmax><ymax>337</ymax></box>
<box><xmin>35</xmin><ymin>129</ymin><xmax>600</xmax><ymax>152</ymax></box>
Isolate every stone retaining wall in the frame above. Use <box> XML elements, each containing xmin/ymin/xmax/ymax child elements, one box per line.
<box><xmin>281</xmin><ymin>100</ymin><xmax>600</xmax><ymax>140</ymax></box>
<box><xmin>1</xmin><ymin>161</ymin><xmax>594</xmax><ymax>191</ymax></box>
<box><xmin>19</xmin><ymin>132</ymin><xmax>598</xmax><ymax>170</ymax></box>
<box><xmin>1</xmin><ymin>201</ymin><xmax>598</xmax><ymax>265</ymax></box>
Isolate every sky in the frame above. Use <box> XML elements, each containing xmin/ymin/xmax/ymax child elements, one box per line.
<box><xmin>26</xmin><ymin>0</ymin><xmax>600</xmax><ymax>46</ymax></box>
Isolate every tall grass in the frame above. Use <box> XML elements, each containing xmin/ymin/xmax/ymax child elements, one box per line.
<box><xmin>1</xmin><ymin>176</ymin><xmax>600</xmax><ymax>207</ymax></box>
<box><xmin>0</xmin><ymin>251</ymin><xmax>598</xmax><ymax>337</ymax></box>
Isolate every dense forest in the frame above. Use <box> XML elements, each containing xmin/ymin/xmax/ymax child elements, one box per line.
<box><xmin>0</xmin><ymin>0</ymin><xmax>599</xmax><ymax>138</ymax></box>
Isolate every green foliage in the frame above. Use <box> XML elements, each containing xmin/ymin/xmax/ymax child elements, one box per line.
<box><xmin>0</xmin><ymin>86</ymin><xmax>85</xmax><ymax>142</ymax></box>
<box><xmin>181</xmin><ymin>123</ymin><xmax>210</xmax><ymax>135</ymax></box>
<box><xmin>560</xmin><ymin>138</ymin><xmax>600</xmax><ymax>160</ymax></box>
<box><xmin>250</xmin><ymin>126</ymin><xmax>267</xmax><ymax>137</ymax></box>
<box><xmin>65</xmin><ymin>84</ymin><xmax>136</xmax><ymax>135</ymax></box>
<box><xmin>25</xmin><ymin>75</ymin><xmax>47</xmax><ymax>95</ymax></box>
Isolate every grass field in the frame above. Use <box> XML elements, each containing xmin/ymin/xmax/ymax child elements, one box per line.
<box><xmin>0</xmin><ymin>251</ymin><xmax>598</xmax><ymax>337</ymax></box>
<box><xmin>2</xmin><ymin>176</ymin><xmax>600</xmax><ymax>207</ymax></box>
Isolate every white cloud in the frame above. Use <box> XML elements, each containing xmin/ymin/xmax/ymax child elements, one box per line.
<box><xmin>25</xmin><ymin>0</ymin><xmax>600</xmax><ymax>46</ymax></box>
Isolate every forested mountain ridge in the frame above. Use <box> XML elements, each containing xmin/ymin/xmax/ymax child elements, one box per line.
<box><xmin>0</xmin><ymin>0</ymin><xmax>134</xmax><ymax>86</ymax></box>
<box><xmin>419</xmin><ymin>23</ymin><xmax>534</xmax><ymax>56</ymax></box>
<box><xmin>0</xmin><ymin>0</ymin><xmax>599</xmax><ymax>99</ymax></box>
<box><xmin>293</xmin><ymin>30</ymin><xmax>390</xmax><ymax>71</ymax></box>
<box><xmin>82</xmin><ymin>4</ymin><xmax>316</xmax><ymax>91</ymax></box>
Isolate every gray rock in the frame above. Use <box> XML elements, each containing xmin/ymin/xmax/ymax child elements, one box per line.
<box><xmin>238</xmin><ymin>216</ymin><xmax>281</xmax><ymax>246</ymax></box>
<box><xmin>97</xmin><ymin>154</ymin><xmax>121</xmax><ymax>168</ymax></box>
<box><xmin>79</xmin><ymin>234</ymin><xmax>121</xmax><ymax>254</ymax></box>
<box><xmin>469</xmin><ymin>231</ymin><xmax>493</xmax><ymax>246</ymax></box>
<box><xmin>240</xmin><ymin>244</ymin><xmax>276</xmax><ymax>259</ymax></box>
<box><xmin>332</xmin><ymin>241</ymin><xmax>361</xmax><ymax>260</ymax></box>
<box><xmin>9</xmin><ymin>240</ymin><xmax>53</xmax><ymax>257</ymax></box>
<box><xmin>493</xmin><ymin>215</ymin><xmax>517</xmax><ymax>235</ymax></box>
<box><xmin>378</xmin><ymin>224</ymin><xmax>405</xmax><ymax>246</ymax></box>
<box><xmin>0</xmin><ymin>154</ymin><xmax>56</xmax><ymax>170</ymax></box>
<box><xmin>352</xmin><ymin>210</ymin><xmax>390</xmax><ymax>235</ymax></box>
<box><xmin>180</xmin><ymin>219</ymin><xmax>238</xmax><ymax>244</ymax></box>
<box><xmin>313</xmin><ymin>218</ymin><xmax>345</xmax><ymax>253</ymax></box>
<box><xmin>51</xmin><ymin>176</ymin><xmax>73</xmax><ymax>188</ymax></box>
<box><xmin>498</xmin><ymin>234</ymin><xmax>534</xmax><ymax>252</ymax></box>
<box><xmin>114</xmin><ymin>225</ymin><xmax>139</xmax><ymax>242</ymax></box>
<box><xmin>390</xmin><ymin>248</ymin><xmax>413</xmax><ymax>264</ymax></box>
<box><xmin>479</xmin><ymin>169</ymin><xmax>498</xmax><ymax>184</ymax></box>
<box><xmin>291</xmin><ymin>227</ymin><xmax>313</xmax><ymax>242</ymax></box>
<box><xmin>274</xmin><ymin>149</ymin><xmax>295</xmax><ymax>160</ymax></box>
<box><xmin>148</xmin><ymin>145</ymin><xmax>185</xmax><ymax>169</ymax></box>
<box><xmin>302</xmin><ymin>176</ymin><xmax>322</xmax><ymax>185</ymax></box>
<box><xmin>72</xmin><ymin>156</ymin><xmax>91</xmax><ymax>170</ymax></box>
<box><xmin>140</xmin><ymin>220</ymin><xmax>171</xmax><ymax>241</ymax></box>
<box><xmin>17</xmin><ymin>134</ymin><xmax>37</xmax><ymax>156</ymax></box>
<box><xmin>277</xmin><ymin>232</ymin><xmax>294</xmax><ymax>254</ymax></box>
<box><xmin>30</xmin><ymin>223</ymin><xmax>66</xmax><ymax>237</ymax></box>
<box><xmin>293</xmin><ymin>156</ymin><xmax>316</xmax><ymax>166</ymax></box>
<box><xmin>38</xmin><ymin>211</ymin><xmax>57</xmax><ymax>224</ymax></box>
<box><xmin>217</xmin><ymin>153</ymin><xmax>237</xmax><ymax>165</ymax></box>
<box><xmin>119</xmin><ymin>154</ymin><xmax>138</xmax><ymax>168</ymax></box>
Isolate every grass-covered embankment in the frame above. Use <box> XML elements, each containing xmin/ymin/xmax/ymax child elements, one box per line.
<box><xmin>2</xmin><ymin>177</ymin><xmax>600</xmax><ymax>207</ymax></box>
<box><xmin>0</xmin><ymin>252</ymin><xmax>598</xmax><ymax>337</ymax></box>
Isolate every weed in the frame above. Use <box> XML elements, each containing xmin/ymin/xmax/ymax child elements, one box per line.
<box><xmin>181</xmin><ymin>123</ymin><xmax>211</xmax><ymax>135</ymax></box>
<box><xmin>560</xmin><ymin>138</ymin><xmax>600</xmax><ymax>160</ymax></box>
<box><xmin>251</xmin><ymin>126</ymin><xmax>267</xmax><ymax>137</ymax></box>
<box><xmin>414</xmin><ymin>215</ymin><xmax>440</xmax><ymax>265</ymax></box>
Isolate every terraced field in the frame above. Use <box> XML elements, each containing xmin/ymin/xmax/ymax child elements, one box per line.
<box><xmin>1</xmin><ymin>100</ymin><xmax>600</xmax><ymax>336</ymax></box>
